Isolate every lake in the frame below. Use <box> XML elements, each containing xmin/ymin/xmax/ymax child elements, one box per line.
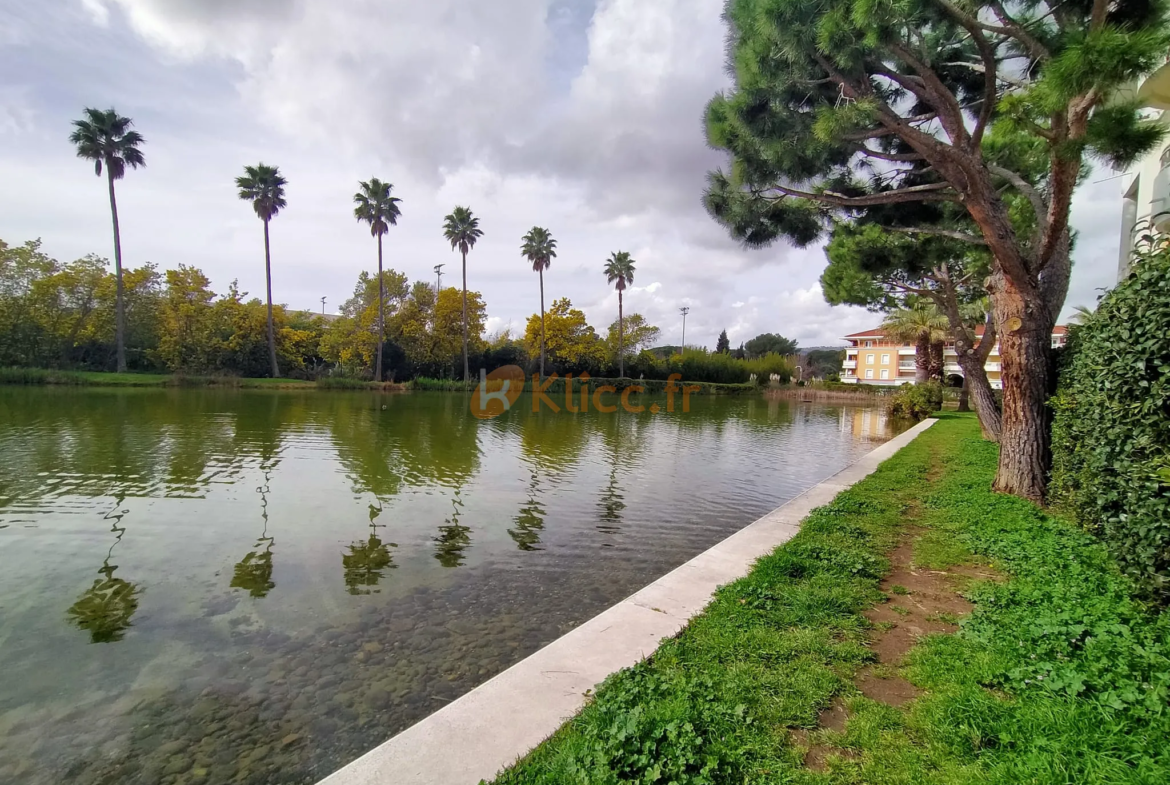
<box><xmin>0</xmin><ymin>387</ymin><xmax>900</xmax><ymax>784</ymax></box>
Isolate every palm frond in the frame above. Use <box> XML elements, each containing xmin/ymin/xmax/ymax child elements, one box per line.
<box><xmin>521</xmin><ymin>226</ymin><xmax>557</xmax><ymax>272</ymax></box>
<box><xmin>603</xmin><ymin>251</ymin><xmax>635</xmax><ymax>290</ymax></box>
<box><xmin>237</xmin><ymin>163</ymin><xmax>288</xmax><ymax>221</ymax></box>
<box><xmin>69</xmin><ymin>107</ymin><xmax>146</xmax><ymax>181</ymax></box>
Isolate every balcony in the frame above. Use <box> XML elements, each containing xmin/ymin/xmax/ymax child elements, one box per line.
<box><xmin>842</xmin><ymin>360</ymin><xmax>857</xmax><ymax>369</ymax></box>
<box><xmin>898</xmin><ymin>361</ymin><xmax>916</xmax><ymax>370</ymax></box>
<box><xmin>1138</xmin><ymin>58</ymin><xmax>1170</xmax><ymax>109</ymax></box>
<box><xmin>944</xmin><ymin>363</ymin><xmax>962</xmax><ymax>373</ymax></box>
<box><xmin>897</xmin><ymin>347</ymin><xmax>915</xmax><ymax>356</ymax></box>
<box><xmin>985</xmin><ymin>362</ymin><xmax>1001</xmax><ymax>372</ymax></box>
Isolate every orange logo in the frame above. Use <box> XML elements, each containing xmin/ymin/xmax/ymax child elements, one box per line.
<box><xmin>470</xmin><ymin>365</ymin><xmax>526</xmax><ymax>419</ymax></box>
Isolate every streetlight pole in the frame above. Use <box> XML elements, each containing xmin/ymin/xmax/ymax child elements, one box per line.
<box><xmin>434</xmin><ymin>264</ymin><xmax>445</xmax><ymax>293</ymax></box>
<box><xmin>679</xmin><ymin>306</ymin><xmax>690</xmax><ymax>353</ymax></box>
<box><xmin>320</xmin><ymin>296</ymin><xmax>326</xmax><ymax>315</ymax></box>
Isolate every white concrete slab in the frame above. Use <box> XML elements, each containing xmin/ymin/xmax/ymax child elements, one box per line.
<box><xmin>316</xmin><ymin>418</ymin><xmax>937</xmax><ymax>785</ymax></box>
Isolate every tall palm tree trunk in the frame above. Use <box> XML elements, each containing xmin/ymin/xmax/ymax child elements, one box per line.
<box><xmin>461</xmin><ymin>249</ymin><xmax>469</xmax><ymax>382</ymax></box>
<box><xmin>618</xmin><ymin>290</ymin><xmax>624</xmax><ymax>378</ymax></box>
<box><xmin>375</xmin><ymin>233</ymin><xmax>384</xmax><ymax>382</ymax></box>
<box><xmin>263</xmin><ymin>218</ymin><xmax>280</xmax><ymax>378</ymax></box>
<box><xmin>105</xmin><ymin>166</ymin><xmax>127</xmax><ymax>373</ymax></box>
<box><xmin>913</xmin><ymin>332</ymin><xmax>930</xmax><ymax>384</ymax></box>
<box><xmin>539</xmin><ymin>268</ymin><xmax>546</xmax><ymax>378</ymax></box>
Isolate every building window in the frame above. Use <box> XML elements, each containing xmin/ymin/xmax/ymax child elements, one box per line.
<box><xmin>866</xmin><ymin>353</ymin><xmax>875</xmax><ymax>364</ymax></box>
<box><xmin>865</xmin><ymin>369</ymin><xmax>874</xmax><ymax>379</ymax></box>
<box><xmin>865</xmin><ymin>340</ymin><xmax>873</xmax><ymax>347</ymax></box>
<box><xmin>880</xmin><ymin>369</ymin><xmax>890</xmax><ymax>380</ymax></box>
<box><xmin>881</xmin><ymin>353</ymin><xmax>890</xmax><ymax>365</ymax></box>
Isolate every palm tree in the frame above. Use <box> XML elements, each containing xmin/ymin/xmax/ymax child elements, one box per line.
<box><xmin>881</xmin><ymin>303</ymin><xmax>948</xmax><ymax>384</ymax></box>
<box><xmin>442</xmin><ymin>206</ymin><xmax>484</xmax><ymax>382</ymax></box>
<box><xmin>69</xmin><ymin>108</ymin><xmax>146</xmax><ymax>373</ymax></box>
<box><xmin>603</xmin><ymin>252</ymin><xmax>636</xmax><ymax>378</ymax></box>
<box><xmin>1069</xmin><ymin>305</ymin><xmax>1095</xmax><ymax>325</ymax></box>
<box><xmin>521</xmin><ymin>227</ymin><xmax>557</xmax><ymax>378</ymax></box>
<box><xmin>354</xmin><ymin>179</ymin><xmax>403</xmax><ymax>381</ymax></box>
<box><xmin>236</xmin><ymin>164</ymin><xmax>288</xmax><ymax>378</ymax></box>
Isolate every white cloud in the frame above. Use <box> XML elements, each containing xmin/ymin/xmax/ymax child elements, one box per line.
<box><xmin>0</xmin><ymin>0</ymin><xmax>1129</xmax><ymax>352</ymax></box>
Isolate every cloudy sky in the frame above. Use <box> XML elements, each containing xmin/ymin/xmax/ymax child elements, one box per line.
<box><xmin>1</xmin><ymin>0</ymin><xmax>1123</xmax><ymax>349</ymax></box>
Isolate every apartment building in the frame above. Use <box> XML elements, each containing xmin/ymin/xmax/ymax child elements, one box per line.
<box><xmin>839</xmin><ymin>325</ymin><xmax>1068</xmax><ymax>389</ymax></box>
<box><xmin>1118</xmin><ymin>56</ymin><xmax>1170</xmax><ymax>279</ymax></box>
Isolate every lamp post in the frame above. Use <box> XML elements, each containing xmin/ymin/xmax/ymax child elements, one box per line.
<box><xmin>320</xmin><ymin>296</ymin><xmax>326</xmax><ymax>315</ymax></box>
<box><xmin>679</xmin><ymin>306</ymin><xmax>690</xmax><ymax>353</ymax></box>
<box><xmin>434</xmin><ymin>263</ymin><xmax>445</xmax><ymax>293</ymax></box>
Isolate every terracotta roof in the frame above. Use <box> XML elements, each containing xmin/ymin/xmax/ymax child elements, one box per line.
<box><xmin>845</xmin><ymin>324</ymin><xmax>1067</xmax><ymax>339</ymax></box>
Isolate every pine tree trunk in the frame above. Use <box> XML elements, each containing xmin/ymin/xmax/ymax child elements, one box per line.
<box><xmin>991</xmin><ymin>280</ymin><xmax>1053</xmax><ymax>501</ymax></box>
<box><xmin>957</xmin><ymin>376</ymin><xmax>970</xmax><ymax>412</ymax></box>
<box><xmin>618</xmin><ymin>290</ymin><xmax>625</xmax><ymax>378</ymax></box>
<box><xmin>914</xmin><ymin>332</ymin><xmax>930</xmax><ymax>383</ymax></box>
<box><xmin>461</xmin><ymin>248</ymin><xmax>469</xmax><ymax>383</ymax></box>
<box><xmin>956</xmin><ymin>350</ymin><xmax>1001</xmax><ymax>440</ymax></box>
<box><xmin>375</xmin><ymin>233</ymin><xmax>384</xmax><ymax>382</ymax></box>
<box><xmin>263</xmin><ymin>218</ymin><xmax>280</xmax><ymax>378</ymax></box>
<box><xmin>106</xmin><ymin>167</ymin><xmax>127</xmax><ymax>373</ymax></box>
<box><xmin>539</xmin><ymin>267</ymin><xmax>546</xmax><ymax>378</ymax></box>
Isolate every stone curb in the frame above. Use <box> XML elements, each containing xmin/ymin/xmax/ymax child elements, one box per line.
<box><xmin>317</xmin><ymin>417</ymin><xmax>939</xmax><ymax>785</ymax></box>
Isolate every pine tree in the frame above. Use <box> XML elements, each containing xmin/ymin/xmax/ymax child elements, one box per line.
<box><xmin>715</xmin><ymin>329</ymin><xmax>730</xmax><ymax>354</ymax></box>
<box><xmin>703</xmin><ymin>0</ymin><xmax>1169</xmax><ymax>501</ymax></box>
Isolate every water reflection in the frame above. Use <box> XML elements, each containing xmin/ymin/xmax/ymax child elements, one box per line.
<box><xmin>342</xmin><ymin>503</ymin><xmax>397</xmax><ymax>594</ymax></box>
<box><xmin>231</xmin><ymin>468</ymin><xmax>276</xmax><ymax>598</ymax></box>
<box><xmin>509</xmin><ymin>469</ymin><xmax>547</xmax><ymax>551</ymax></box>
<box><xmin>434</xmin><ymin>490</ymin><xmax>471</xmax><ymax>567</ymax></box>
<box><xmin>66</xmin><ymin>498</ymin><xmax>141</xmax><ymax>643</ymax></box>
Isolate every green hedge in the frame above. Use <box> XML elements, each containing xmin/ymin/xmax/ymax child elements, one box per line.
<box><xmin>412</xmin><ymin>375</ymin><xmax>757</xmax><ymax>395</ymax></box>
<box><xmin>1051</xmin><ymin>245</ymin><xmax>1170</xmax><ymax>600</ymax></box>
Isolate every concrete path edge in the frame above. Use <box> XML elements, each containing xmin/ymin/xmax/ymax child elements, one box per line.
<box><xmin>317</xmin><ymin>418</ymin><xmax>939</xmax><ymax>785</ymax></box>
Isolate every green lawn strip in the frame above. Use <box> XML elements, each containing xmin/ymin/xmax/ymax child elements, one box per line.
<box><xmin>488</xmin><ymin>415</ymin><xmax>1170</xmax><ymax>785</ymax></box>
<box><xmin>488</xmin><ymin>415</ymin><xmax>935</xmax><ymax>784</ymax></box>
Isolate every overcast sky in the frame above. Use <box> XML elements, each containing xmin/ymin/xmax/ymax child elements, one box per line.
<box><xmin>0</xmin><ymin>0</ymin><xmax>1123</xmax><ymax>349</ymax></box>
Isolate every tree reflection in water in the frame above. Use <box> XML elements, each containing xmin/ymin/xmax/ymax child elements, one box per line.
<box><xmin>231</xmin><ymin>467</ymin><xmax>276</xmax><ymax>598</ymax></box>
<box><xmin>67</xmin><ymin>497</ymin><xmax>141</xmax><ymax>643</ymax></box>
<box><xmin>509</xmin><ymin>469</ymin><xmax>546</xmax><ymax>551</ymax></box>
<box><xmin>434</xmin><ymin>490</ymin><xmax>471</xmax><ymax>568</ymax></box>
<box><xmin>342</xmin><ymin>502</ymin><xmax>397</xmax><ymax>594</ymax></box>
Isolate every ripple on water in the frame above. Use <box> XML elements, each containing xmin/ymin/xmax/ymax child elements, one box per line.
<box><xmin>0</xmin><ymin>387</ymin><xmax>901</xmax><ymax>784</ymax></box>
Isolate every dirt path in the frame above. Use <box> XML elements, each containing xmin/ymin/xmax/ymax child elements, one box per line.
<box><xmin>792</xmin><ymin>465</ymin><xmax>998</xmax><ymax>771</ymax></box>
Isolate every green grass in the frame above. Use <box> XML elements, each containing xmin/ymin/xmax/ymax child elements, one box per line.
<box><xmin>487</xmin><ymin>415</ymin><xmax>1170</xmax><ymax>785</ymax></box>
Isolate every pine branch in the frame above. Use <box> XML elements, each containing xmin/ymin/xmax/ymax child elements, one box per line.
<box><xmin>986</xmin><ymin>0</ymin><xmax>1051</xmax><ymax>61</ymax></box>
<box><xmin>764</xmin><ymin>180</ymin><xmax>957</xmax><ymax>207</ymax></box>
<box><xmin>890</xmin><ymin>226</ymin><xmax>988</xmax><ymax>244</ymax></box>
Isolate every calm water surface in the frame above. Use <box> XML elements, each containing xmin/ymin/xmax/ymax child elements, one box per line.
<box><xmin>0</xmin><ymin>387</ymin><xmax>900</xmax><ymax>784</ymax></box>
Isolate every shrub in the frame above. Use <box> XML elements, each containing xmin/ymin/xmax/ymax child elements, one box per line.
<box><xmin>885</xmin><ymin>381</ymin><xmax>944</xmax><ymax>421</ymax></box>
<box><xmin>1051</xmin><ymin>243</ymin><xmax>1170</xmax><ymax>600</ymax></box>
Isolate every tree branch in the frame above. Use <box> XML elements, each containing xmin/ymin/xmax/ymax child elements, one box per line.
<box><xmin>765</xmin><ymin>180</ymin><xmax>957</xmax><ymax>208</ymax></box>
<box><xmin>890</xmin><ymin>226</ymin><xmax>988</xmax><ymax>244</ymax></box>
<box><xmin>856</xmin><ymin>147</ymin><xmax>925</xmax><ymax>163</ymax></box>
<box><xmin>987</xmin><ymin>0</ymin><xmax>1051</xmax><ymax>61</ymax></box>
<box><xmin>987</xmin><ymin>164</ymin><xmax>1047</xmax><ymax>234</ymax></box>
<box><xmin>888</xmin><ymin>41</ymin><xmax>972</xmax><ymax>147</ymax></box>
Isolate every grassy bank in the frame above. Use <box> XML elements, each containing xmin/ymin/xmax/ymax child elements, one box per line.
<box><xmin>0</xmin><ymin>368</ymin><xmax>405</xmax><ymax>390</ymax></box>
<box><xmin>411</xmin><ymin>375</ymin><xmax>758</xmax><ymax>395</ymax></box>
<box><xmin>489</xmin><ymin>415</ymin><xmax>1170</xmax><ymax>784</ymax></box>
